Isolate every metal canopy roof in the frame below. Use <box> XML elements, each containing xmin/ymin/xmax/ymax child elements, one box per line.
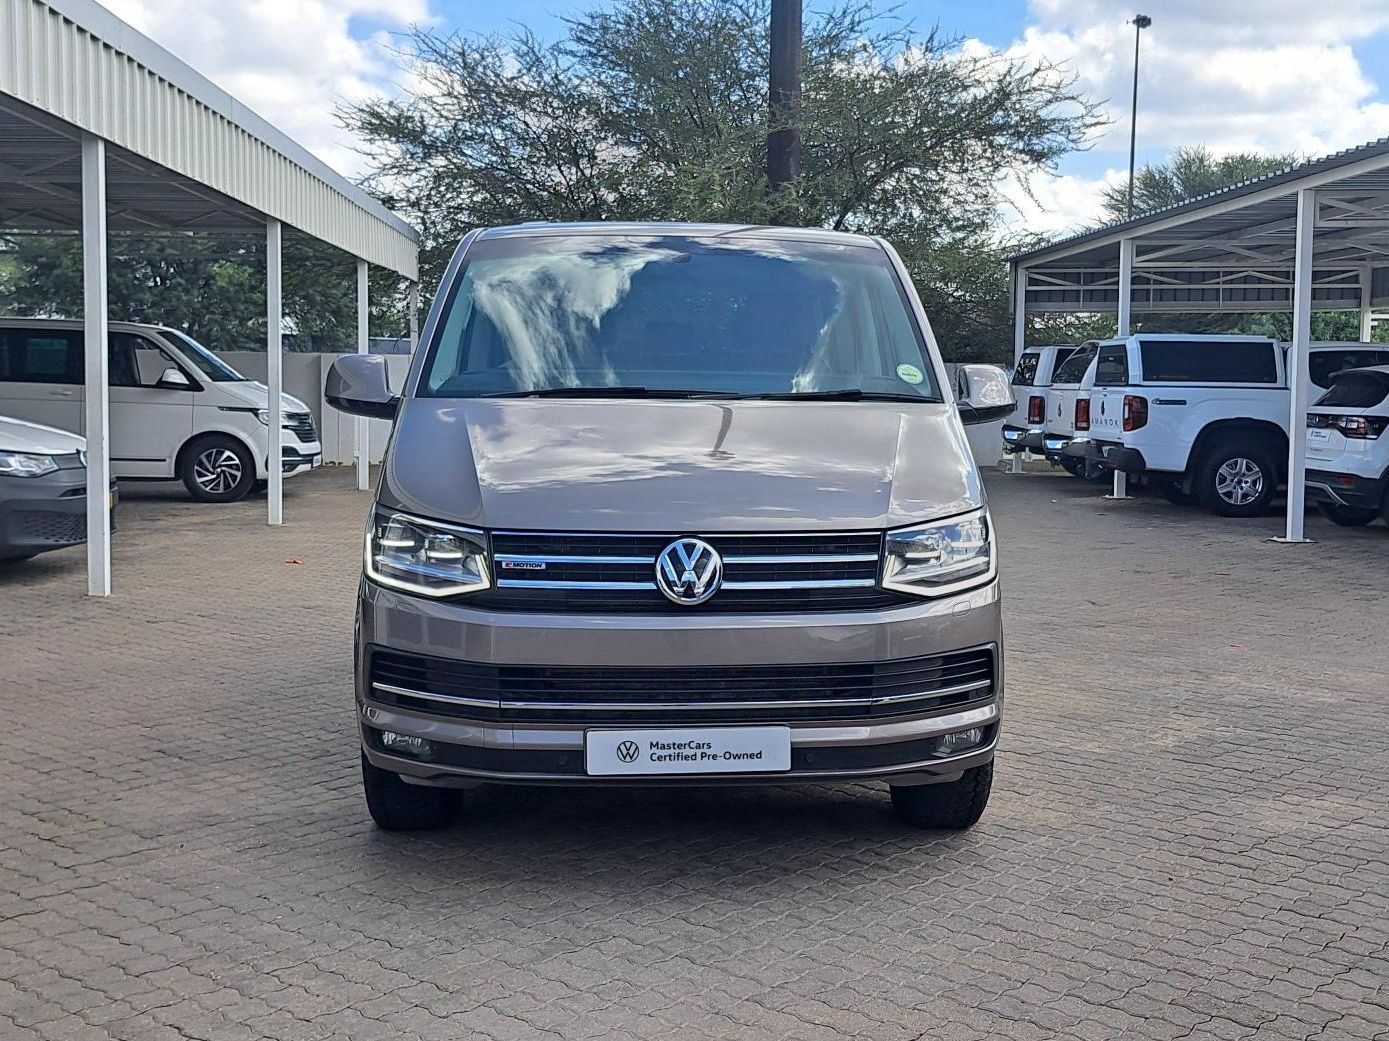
<box><xmin>1011</xmin><ymin>137</ymin><xmax>1389</xmax><ymax>315</ymax></box>
<box><xmin>0</xmin><ymin>0</ymin><xmax>418</xmax><ymax>278</ymax></box>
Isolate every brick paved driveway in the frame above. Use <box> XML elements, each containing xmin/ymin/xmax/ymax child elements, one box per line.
<box><xmin>2</xmin><ymin>468</ymin><xmax>1386</xmax><ymax>1041</ymax></box>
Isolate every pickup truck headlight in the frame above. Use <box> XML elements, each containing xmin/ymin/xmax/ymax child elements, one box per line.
<box><xmin>365</xmin><ymin>509</ymin><xmax>491</xmax><ymax>597</ymax></box>
<box><xmin>0</xmin><ymin>451</ymin><xmax>59</xmax><ymax>478</ymax></box>
<box><xmin>882</xmin><ymin>508</ymin><xmax>995</xmax><ymax>598</ymax></box>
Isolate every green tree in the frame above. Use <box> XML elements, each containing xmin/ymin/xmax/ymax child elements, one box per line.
<box><xmin>1102</xmin><ymin>144</ymin><xmax>1298</xmax><ymax>222</ymax></box>
<box><xmin>0</xmin><ymin>231</ymin><xmax>403</xmax><ymax>351</ymax></box>
<box><xmin>342</xmin><ymin>0</ymin><xmax>1101</xmax><ymax>360</ymax></box>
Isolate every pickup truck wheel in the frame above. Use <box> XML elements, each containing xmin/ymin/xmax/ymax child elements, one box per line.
<box><xmin>361</xmin><ymin>751</ymin><xmax>461</xmax><ymax>831</ymax></box>
<box><xmin>180</xmin><ymin>435</ymin><xmax>256</xmax><ymax>503</ymax></box>
<box><xmin>890</xmin><ymin>762</ymin><xmax>992</xmax><ymax>830</ymax></box>
<box><xmin>1195</xmin><ymin>441</ymin><xmax>1279</xmax><ymax>517</ymax></box>
<box><xmin>1317</xmin><ymin>502</ymin><xmax>1377</xmax><ymax>527</ymax></box>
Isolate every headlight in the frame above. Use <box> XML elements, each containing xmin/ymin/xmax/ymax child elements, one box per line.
<box><xmin>364</xmin><ymin>509</ymin><xmax>491</xmax><ymax>597</ymax></box>
<box><xmin>881</xmin><ymin>508</ymin><xmax>995</xmax><ymax>598</ymax></box>
<box><xmin>253</xmin><ymin>409</ymin><xmax>271</xmax><ymax>425</ymax></box>
<box><xmin>0</xmin><ymin>451</ymin><xmax>59</xmax><ymax>478</ymax></box>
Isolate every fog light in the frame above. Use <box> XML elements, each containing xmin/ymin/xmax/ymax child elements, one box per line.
<box><xmin>932</xmin><ymin>727</ymin><xmax>986</xmax><ymax>757</ymax></box>
<box><xmin>380</xmin><ymin>731</ymin><xmax>433</xmax><ymax>758</ymax></box>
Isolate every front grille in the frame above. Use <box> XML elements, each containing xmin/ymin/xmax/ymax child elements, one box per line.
<box><xmin>471</xmin><ymin>531</ymin><xmax>913</xmax><ymax>613</ymax></box>
<box><xmin>284</xmin><ymin>412</ymin><xmax>317</xmax><ymax>443</ymax></box>
<box><xmin>367</xmin><ymin>645</ymin><xmax>997</xmax><ymax>724</ymax></box>
<box><xmin>16</xmin><ymin>511</ymin><xmax>86</xmax><ymax>545</ymax></box>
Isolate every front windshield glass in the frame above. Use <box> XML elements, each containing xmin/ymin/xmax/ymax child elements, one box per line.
<box><xmin>167</xmin><ymin>330</ymin><xmax>246</xmax><ymax>382</ymax></box>
<box><xmin>419</xmin><ymin>234</ymin><xmax>941</xmax><ymax>400</ymax></box>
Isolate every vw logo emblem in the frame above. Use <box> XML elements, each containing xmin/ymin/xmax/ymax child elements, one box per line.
<box><xmin>616</xmin><ymin>741</ymin><xmax>641</xmax><ymax>764</ymax></box>
<box><xmin>655</xmin><ymin>537</ymin><xmax>723</xmax><ymax>606</ymax></box>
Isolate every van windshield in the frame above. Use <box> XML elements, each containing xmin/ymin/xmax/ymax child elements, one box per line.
<box><xmin>418</xmin><ymin>234</ymin><xmax>941</xmax><ymax>401</ymax></box>
<box><xmin>167</xmin><ymin>330</ymin><xmax>246</xmax><ymax>382</ymax></box>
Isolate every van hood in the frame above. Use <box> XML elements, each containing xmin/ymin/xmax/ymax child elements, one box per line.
<box><xmin>0</xmin><ymin>415</ymin><xmax>85</xmax><ymax>455</ymax></box>
<box><xmin>379</xmin><ymin>399</ymin><xmax>984</xmax><ymax>532</ymax></box>
<box><xmin>217</xmin><ymin>380</ymin><xmax>310</xmax><ymax>413</ymax></box>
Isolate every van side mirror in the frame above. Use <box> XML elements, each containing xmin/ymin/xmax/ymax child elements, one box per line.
<box><xmin>156</xmin><ymin>367</ymin><xmax>193</xmax><ymax>390</ymax></box>
<box><xmin>954</xmin><ymin>364</ymin><xmax>1015</xmax><ymax>425</ymax></box>
<box><xmin>326</xmin><ymin>354</ymin><xmax>399</xmax><ymax>420</ymax></box>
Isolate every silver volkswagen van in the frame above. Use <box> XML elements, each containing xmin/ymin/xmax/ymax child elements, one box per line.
<box><xmin>327</xmin><ymin>223</ymin><xmax>1013</xmax><ymax>832</ymax></box>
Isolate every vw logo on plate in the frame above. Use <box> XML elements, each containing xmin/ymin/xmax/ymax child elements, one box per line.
<box><xmin>655</xmin><ymin>537</ymin><xmax>723</xmax><ymax>606</ymax></box>
<box><xmin>616</xmin><ymin>741</ymin><xmax>641</xmax><ymax>764</ymax></box>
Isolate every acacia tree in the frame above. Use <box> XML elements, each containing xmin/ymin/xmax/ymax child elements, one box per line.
<box><xmin>342</xmin><ymin>0</ymin><xmax>1101</xmax><ymax>360</ymax></box>
<box><xmin>1102</xmin><ymin>144</ymin><xmax>1298</xmax><ymax>221</ymax></box>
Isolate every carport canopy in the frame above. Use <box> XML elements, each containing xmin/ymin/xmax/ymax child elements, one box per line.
<box><xmin>1009</xmin><ymin>135</ymin><xmax>1389</xmax><ymax>542</ymax></box>
<box><xmin>1</xmin><ymin>0</ymin><xmax>419</xmax><ymax>595</ymax></box>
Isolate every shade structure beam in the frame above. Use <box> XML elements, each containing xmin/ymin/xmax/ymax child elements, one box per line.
<box><xmin>266</xmin><ymin>219</ymin><xmax>283</xmax><ymax>526</ymax></box>
<box><xmin>81</xmin><ymin>133</ymin><xmax>111</xmax><ymax>596</ymax></box>
<box><xmin>356</xmin><ymin>259</ymin><xmax>370</xmax><ymax>491</ymax></box>
<box><xmin>1278</xmin><ymin>189</ymin><xmax>1317</xmax><ymax>544</ymax></box>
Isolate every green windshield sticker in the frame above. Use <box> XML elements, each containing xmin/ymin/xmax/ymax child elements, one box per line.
<box><xmin>896</xmin><ymin>363</ymin><xmax>924</xmax><ymax>385</ymax></box>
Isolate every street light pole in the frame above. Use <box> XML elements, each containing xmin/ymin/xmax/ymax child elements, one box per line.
<box><xmin>768</xmin><ymin>0</ymin><xmax>803</xmax><ymax>204</ymax></box>
<box><xmin>1126</xmin><ymin>14</ymin><xmax>1152</xmax><ymax>219</ymax></box>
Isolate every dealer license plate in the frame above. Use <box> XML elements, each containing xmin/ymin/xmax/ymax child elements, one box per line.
<box><xmin>585</xmin><ymin>726</ymin><xmax>791</xmax><ymax>776</ymax></box>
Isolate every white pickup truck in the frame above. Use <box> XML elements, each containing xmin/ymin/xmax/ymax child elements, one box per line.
<box><xmin>1086</xmin><ymin>335</ymin><xmax>1389</xmax><ymax>517</ymax></box>
<box><xmin>1001</xmin><ymin>344</ymin><xmax>1077</xmax><ymax>456</ymax></box>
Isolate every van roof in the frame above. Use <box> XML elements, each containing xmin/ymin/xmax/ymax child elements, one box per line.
<box><xmin>0</xmin><ymin>316</ymin><xmax>181</xmax><ymax>335</ymax></box>
<box><xmin>476</xmin><ymin>221</ymin><xmax>883</xmax><ymax>249</ymax></box>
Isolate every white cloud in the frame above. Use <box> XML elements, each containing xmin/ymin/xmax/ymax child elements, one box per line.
<box><xmin>100</xmin><ymin>0</ymin><xmax>434</xmax><ymax>177</ymax></box>
<box><xmin>979</xmin><ymin>0</ymin><xmax>1389</xmax><ymax>232</ymax></box>
<box><xmin>998</xmin><ymin>168</ymin><xmax>1127</xmax><ymax>238</ymax></box>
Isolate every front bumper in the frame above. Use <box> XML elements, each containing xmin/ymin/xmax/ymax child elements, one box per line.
<box><xmin>280</xmin><ymin>442</ymin><xmax>323</xmax><ymax>478</ymax></box>
<box><xmin>1306</xmin><ymin>469</ymin><xmax>1387</xmax><ymax>510</ymax></box>
<box><xmin>0</xmin><ymin>465</ymin><xmax>116</xmax><ymax>560</ymax></box>
<box><xmin>356</xmin><ymin>578</ymin><xmax>1004</xmax><ymax>786</ymax></box>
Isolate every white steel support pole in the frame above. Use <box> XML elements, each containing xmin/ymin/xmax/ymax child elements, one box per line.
<box><xmin>356</xmin><ymin>259</ymin><xmax>370</xmax><ymax>491</ymax></box>
<box><xmin>81</xmin><ymin>135</ymin><xmax>111</xmax><ymax>597</ymax></box>
<box><xmin>1280</xmin><ymin>189</ymin><xmax>1316</xmax><ymax>543</ymax></box>
<box><xmin>266</xmin><ymin>220</ymin><xmax>284</xmax><ymax>525</ymax></box>
<box><xmin>408</xmin><ymin>283</ymin><xmax>420</xmax><ymax>354</ymax></box>
<box><xmin>1110</xmin><ymin>239</ymin><xmax>1135</xmax><ymax>499</ymax></box>
<box><xmin>1009</xmin><ymin>264</ymin><xmax>1026</xmax><ymax>473</ymax></box>
<box><xmin>1359</xmin><ymin>265</ymin><xmax>1374</xmax><ymax>341</ymax></box>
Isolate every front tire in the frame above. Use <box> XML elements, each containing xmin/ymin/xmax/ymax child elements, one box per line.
<box><xmin>180</xmin><ymin>435</ymin><xmax>257</xmax><ymax>503</ymax></box>
<box><xmin>890</xmin><ymin>762</ymin><xmax>993</xmax><ymax>830</ymax></box>
<box><xmin>361</xmin><ymin>752</ymin><xmax>461</xmax><ymax>831</ymax></box>
<box><xmin>1318</xmin><ymin>502</ymin><xmax>1377</xmax><ymax>527</ymax></box>
<box><xmin>1194</xmin><ymin>440</ymin><xmax>1279</xmax><ymax>517</ymax></box>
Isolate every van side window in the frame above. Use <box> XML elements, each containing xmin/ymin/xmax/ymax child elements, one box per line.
<box><xmin>1012</xmin><ymin>352</ymin><xmax>1039</xmax><ymax>387</ymax></box>
<box><xmin>1139</xmin><ymin>340</ymin><xmax>1277</xmax><ymax>383</ymax></box>
<box><xmin>1093</xmin><ymin>344</ymin><xmax>1129</xmax><ymax>386</ymax></box>
<box><xmin>110</xmin><ymin>333</ymin><xmax>188</xmax><ymax>388</ymax></box>
<box><xmin>0</xmin><ymin>331</ymin><xmax>80</xmax><ymax>384</ymax></box>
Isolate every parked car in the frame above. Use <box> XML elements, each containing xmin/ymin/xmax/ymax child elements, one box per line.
<box><xmin>1305</xmin><ymin>365</ymin><xmax>1389</xmax><ymax>527</ymax></box>
<box><xmin>1001</xmin><ymin>344</ymin><xmax>1076</xmax><ymax>456</ymax></box>
<box><xmin>1045</xmin><ymin>341</ymin><xmax>1107</xmax><ymax>479</ymax></box>
<box><xmin>0</xmin><ymin>319</ymin><xmax>322</xmax><ymax>502</ymax></box>
<box><xmin>0</xmin><ymin>415</ymin><xmax>114</xmax><ymax>562</ymax></box>
<box><xmin>1086</xmin><ymin>335</ymin><xmax>1389</xmax><ymax>516</ymax></box>
<box><xmin>327</xmin><ymin>222</ymin><xmax>1014</xmax><ymax>834</ymax></box>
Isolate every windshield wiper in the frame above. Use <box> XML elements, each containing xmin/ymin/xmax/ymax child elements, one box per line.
<box><xmin>480</xmin><ymin>386</ymin><xmax>742</xmax><ymax>399</ymax></box>
<box><xmin>752</xmin><ymin>390</ymin><xmax>942</xmax><ymax>403</ymax></box>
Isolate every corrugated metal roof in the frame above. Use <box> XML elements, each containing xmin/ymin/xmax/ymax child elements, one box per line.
<box><xmin>0</xmin><ymin>0</ymin><xmax>418</xmax><ymax>278</ymax></box>
<box><xmin>1011</xmin><ymin>136</ymin><xmax>1389</xmax><ymax>265</ymax></box>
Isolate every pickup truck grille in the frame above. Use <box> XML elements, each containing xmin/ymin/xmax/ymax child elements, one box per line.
<box><xmin>470</xmin><ymin>531</ymin><xmax>912</xmax><ymax>613</ymax></box>
<box><xmin>367</xmin><ymin>645</ymin><xmax>997</xmax><ymax>724</ymax></box>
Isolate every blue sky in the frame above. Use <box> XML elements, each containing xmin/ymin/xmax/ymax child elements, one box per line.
<box><xmin>106</xmin><ymin>0</ymin><xmax>1389</xmax><ymax>234</ymax></box>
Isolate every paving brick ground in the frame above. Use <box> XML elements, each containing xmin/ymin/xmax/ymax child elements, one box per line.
<box><xmin>1</xmin><ymin>466</ymin><xmax>1386</xmax><ymax>1041</ymax></box>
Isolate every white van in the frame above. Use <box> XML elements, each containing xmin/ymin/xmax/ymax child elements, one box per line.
<box><xmin>0</xmin><ymin>319</ymin><xmax>321</xmax><ymax>502</ymax></box>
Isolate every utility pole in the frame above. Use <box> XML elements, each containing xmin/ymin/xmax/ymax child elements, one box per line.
<box><xmin>1126</xmin><ymin>14</ymin><xmax>1152</xmax><ymax>219</ymax></box>
<box><xmin>768</xmin><ymin>0</ymin><xmax>803</xmax><ymax>205</ymax></box>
